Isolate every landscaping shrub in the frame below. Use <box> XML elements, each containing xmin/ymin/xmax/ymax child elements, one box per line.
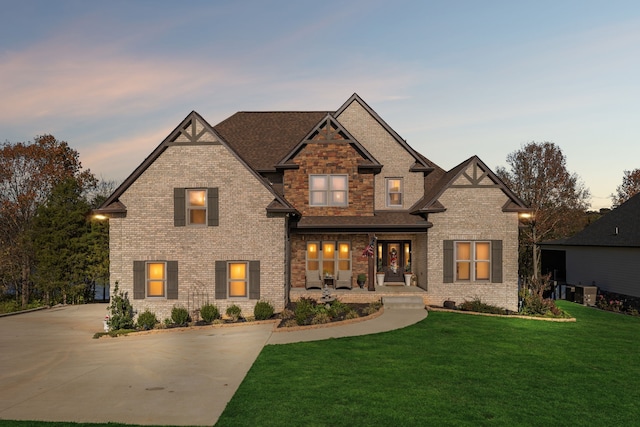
<box><xmin>363</xmin><ymin>300</ymin><xmax>382</xmax><ymax>316</ymax></box>
<box><xmin>294</xmin><ymin>297</ymin><xmax>316</xmax><ymax>325</ymax></box>
<box><xmin>200</xmin><ymin>303</ymin><xmax>220</xmax><ymax>323</ymax></box>
<box><xmin>226</xmin><ymin>304</ymin><xmax>242</xmax><ymax>322</ymax></box>
<box><xmin>519</xmin><ymin>275</ymin><xmax>564</xmax><ymax>317</ymax></box>
<box><xmin>136</xmin><ymin>309</ymin><xmax>158</xmax><ymax>330</ymax></box>
<box><xmin>328</xmin><ymin>300</ymin><xmax>350</xmax><ymax>318</ymax></box>
<box><xmin>311</xmin><ymin>311</ymin><xmax>331</xmax><ymax>324</ymax></box>
<box><xmin>254</xmin><ymin>300</ymin><xmax>275</xmax><ymax>320</ymax></box>
<box><xmin>458</xmin><ymin>298</ymin><xmax>506</xmax><ymax>315</ymax></box>
<box><xmin>171</xmin><ymin>305</ymin><xmax>190</xmax><ymax>326</ymax></box>
<box><xmin>107</xmin><ymin>283</ymin><xmax>134</xmax><ymax>331</ymax></box>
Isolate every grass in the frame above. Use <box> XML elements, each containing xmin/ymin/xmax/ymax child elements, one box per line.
<box><xmin>217</xmin><ymin>301</ymin><xmax>640</xmax><ymax>426</ymax></box>
<box><xmin>5</xmin><ymin>301</ymin><xmax>640</xmax><ymax>426</ymax></box>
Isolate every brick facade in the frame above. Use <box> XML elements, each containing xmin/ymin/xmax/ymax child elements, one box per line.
<box><xmin>109</xmin><ymin>142</ymin><xmax>287</xmax><ymax>321</ymax></box>
<box><xmin>425</xmin><ymin>170</ymin><xmax>520</xmax><ymax>311</ymax></box>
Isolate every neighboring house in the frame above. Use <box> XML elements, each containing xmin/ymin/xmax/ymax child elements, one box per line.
<box><xmin>540</xmin><ymin>192</ymin><xmax>640</xmax><ymax>297</ymax></box>
<box><xmin>95</xmin><ymin>94</ymin><xmax>528</xmax><ymax>319</ymax></box>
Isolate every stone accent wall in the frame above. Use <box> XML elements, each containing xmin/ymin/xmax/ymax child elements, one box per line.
<box><xmin>109</xmin><ymin>144</ymin><xmax>286</xmax><ymax>321</ymax></box>
<box><xmin>335</xmin><ymin>101</ymin><xmax>424</xmax><ymax>211</ymax></box>
<box><xmin>426</xmin><ymin>186</ymin><xmax>520</xmax><ymax>311</ymax></box>
<box><xmin>284</xmin><ymin>142</ymin><xmax>374</xmax><ymax>216</ymax></box>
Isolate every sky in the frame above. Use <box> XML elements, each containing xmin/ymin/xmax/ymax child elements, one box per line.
<box><xmin>2</xmin><ymin>0</ymin><xmax>640</xmax><ymax>210</ymax></box>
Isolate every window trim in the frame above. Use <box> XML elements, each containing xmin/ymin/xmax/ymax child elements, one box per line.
<box><xmin>309</xmin><ymin>174</ymin><xmax>348</xmax><ymax>207</ymax></box>
<box><xmin>454</xmin><ymin>241</ymin><xmax>491</xmax><ymax>282</ymax></box>
<box><xmin>386</xmin><ymin>178</ymin><xmax>403</xmax><ymax>208</ymax></box>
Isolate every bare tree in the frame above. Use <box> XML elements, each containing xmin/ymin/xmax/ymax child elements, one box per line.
<box><xmin>611</xmin><ymin>169</ymin><xmax>640</xmax><ymax>208</ymax></box>
<box><xmin>496</xmin><ymin>142</ymin><xmax>590</xmax><ymax>279</ymax></box>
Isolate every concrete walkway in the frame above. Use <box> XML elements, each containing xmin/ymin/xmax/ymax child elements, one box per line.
<box><xmin>0</xmin><ymin>304</ymin><xmax>427</xmax><ymax>426</ymax></box>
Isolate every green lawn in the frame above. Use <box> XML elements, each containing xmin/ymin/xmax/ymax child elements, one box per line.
<box><xmin>6</xmin><ymin>301</ymin><xmax>640</xmax><ymax>427</ymax></box>
<box><xmin>217</xmin><ymin>301</ymin><xmax>640</xmax><ymax>426</ymax></box>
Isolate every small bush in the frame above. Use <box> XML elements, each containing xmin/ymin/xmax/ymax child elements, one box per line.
<box><xmin>328</xmin><ymin>300</ymin><xmax>350</xmax><ymax>318</ymax></box>
<box><xmin>279</xmin><ymin>308</ymin><xmax>295</xmax><ymax>320</ymax></box>
<box><xmin>200</xmin><ymin>303</ymin><xmax>220</xmax><ymax>323</ymax></box>
<box><xmin>345</xmin><ymin>310</ymin><xmax>360</xmax><ymax>320</ymax></box>
<box><xmin>311</xmin><ymin>312</ymin><xmax>331</xmax><ymax>325</ymax></box>
<box><xmin>459</xmin><ymin>298</ymin><xmax>506</xmax><ymax>315</ymax></box>
<box><xmin>171</xmin><ymin>306</ymin><xmax>190</xmax><ymax>326</ymax></box>
<box><xmin>136</xmin><ymin>309</ymin><xmax>158</xmax><ymax>330</ymax></box>
<box><xmin>363</xmin><ymin>300</ymin><xmax>382</xmax><ymax>316</ymax></box>
<box><xmin>254</xmin><ymin>300</ymin><xmax>275</xmax><ymax>320</ymax></box>
<box><xmin>107</xmin><ymin>283</ymin><xmax>134</xmax><ymax>331</ymax></box>
<box><xmin>294</xmin><ymin>297</ymin><xmax>316</xmax><ymax>325</ymax></box>
<box><xmin>226</xmin><ymin>304</ymin><xmax>242</xmax><ymax>321</ymax></box>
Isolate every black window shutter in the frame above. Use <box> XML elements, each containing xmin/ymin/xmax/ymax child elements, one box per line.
<box><xmin>167</xmin><ymin>261</ymin><xmax>179</xmax><ymax>299</ymax></box>
<box><xmin>207</xmin><ymin>188</ymin><xmax>219</xmax><ymax>226</ymax></box>
<box><xmin>215</xmin><ymin>260</ymin><xmax>227</xmax><ymax>299</ymax></box>
<box><xmin>443</xmin><ymin>240</ymin><xmax>454</xmax><ymax>283</ymax></box>
<box><xmin>249</xmin><ymin>261</ymin><xmax>260</xmax><ymax>299</ymax></box>
<box><xmin>133</xmin><ymin>261</ymin><xmax>146</xmax><ymax>299</ymax></box>
<box><xmin>174</xmin><ymin>188</ymin><xmax>185</xmax><ymax>226</ymax></box>
<box><xmin>491</xmin><ymin>240</ymin><xmax>503</xmax><ymax>283</ymax></box>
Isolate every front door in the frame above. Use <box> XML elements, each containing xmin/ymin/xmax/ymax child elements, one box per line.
<box><xmin>378</xmin><ymin>241</ymin><xmax>411</xmax><ymax>283</ymax></box>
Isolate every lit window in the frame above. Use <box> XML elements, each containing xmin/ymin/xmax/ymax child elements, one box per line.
<box><xmin>386</xmin><ymin>178</ymin><xmax>403</xmax><ymax>207</ymax></box>
<box><xmin>455</xmin><ymin>241</ymin><xmax>491</xmax><ymax>281</ymax></box>
<box><xmin>309</xmin><ymin>175</ymin><xmax>348</xmax><ymax>206</ymax></box>
<box><xmin>187</xmin><ymin>189</ymin><xmax>206</xmax><ymax>225</ymax></box>
<box><xmin>305</xmin><ymin>241</ymin><xmax>351</xmax><ymax>277</ymax></box>
<box><xmin>228</xmin><ymin>262</ymin><xmax>247</xmax><ymax>298</ymax></box>
<box><xmin>147</xmin><ymin>262</ymin><xmax>166</xmax><ymax>297</ymax></box>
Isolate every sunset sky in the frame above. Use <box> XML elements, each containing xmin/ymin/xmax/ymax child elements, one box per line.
<box><xmin>2</xmin><ymin>0</ymin><xmax>640</xmax><ymax>209</ymax></box>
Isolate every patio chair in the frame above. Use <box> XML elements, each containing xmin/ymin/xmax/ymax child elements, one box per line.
<box><xmin>335</xmin><ymin>270</ymin><xmax>352</xmax><ymax>289</ymax></box>
<box><xmin>305</xmin><ymin>271</ymin><xmax>323</xmax><ymax>289</ymax></box>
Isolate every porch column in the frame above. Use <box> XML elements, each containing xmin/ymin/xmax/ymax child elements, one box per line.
<box><xmin>368</xmin><ymin>233</ymin><xmax>375</xmax><ymax>291</ymax></box>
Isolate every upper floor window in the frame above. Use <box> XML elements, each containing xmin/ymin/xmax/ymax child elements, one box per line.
<box><xmin>187</xmin><ymin>189</ymin><xmax>206</xmax><ymax>225</ymax></box>
<box><xmin>455</xmin><ymin>241</ymin><xmax>491</xmax><ymax>281</ymax></box>
<box><xmin>174</xmin><ymin>187</ymin><xmax>219</xmax><ymax>227</ymax></box>
<box><xmin>309</xmin><ymin>174</ymin><xmax>348</xmax><ymax>206</ymax></box>
<box><xmin>386</xmin><ymin>178</ymin><xmax>403</xmax><ymax>207</ymax></box>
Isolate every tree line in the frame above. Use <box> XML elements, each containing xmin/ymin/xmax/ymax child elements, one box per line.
<box><xmin>0</xmin><ymin>135</ymin><xmax>115</xmax><ymax>309</ymax></box>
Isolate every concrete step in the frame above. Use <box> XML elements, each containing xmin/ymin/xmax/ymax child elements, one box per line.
<box><xmin>382</xmin><ymin>296</ymin><xmax>425</xmax><ymax>310</ymax></box>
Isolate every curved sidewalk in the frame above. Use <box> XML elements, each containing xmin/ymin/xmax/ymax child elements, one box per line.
<box><xmin>267</xmin><ymin>308</ymin><xmax>428</xmax><ymax>345</ymax></box>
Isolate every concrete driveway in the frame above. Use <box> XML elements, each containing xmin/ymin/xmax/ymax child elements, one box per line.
<box><xmin>0</xmin><ymin>304</ymin><xmax>274</xmax><ymax>426</ymax></box>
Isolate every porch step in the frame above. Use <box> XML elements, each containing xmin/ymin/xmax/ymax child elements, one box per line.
<box><xmin>382</xmin><ymin>296</ymin><xmax>425</xmax><ymax>310</ymax></box>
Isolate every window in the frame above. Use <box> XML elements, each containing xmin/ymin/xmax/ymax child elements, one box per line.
<box><xmin>133</xmin><ymin>261</ymin><xmax>178</xmax><ymax>299</ymax></box>
<box><xmin>187</xmin><ymin>189</ymin><xmax>206</xmax><ymax>225</ymax></box>
<box><xmin>147</xmin><ymin>262</ymin><xmax>166</xmax><ymax>297</ymax></box>
<box><xmin>309</xmin><ymin>174</ymin><xmax>348</xmax><ymax>206</ymax></box>
<box><xmin>174</xmin><ymin>188</ymin><xmax>219</xmax><ymax>227</ymax></box>
<box><xmin>215</xmin><ymin>260</ymin><xmax>260</xmax><ymax>300</ymax></box>
<box><xmin>305</xmin><ymin>241</ymin><xmax>351</xmax><ymax>277</ymax></box>
<box><xmin>455</xmin><ymin>241</ymin><xmax>491</xmax><ymax>281</ymax></box>
<box><xmin>228</xmin><ymin>262</ymin><xmax>247</xmax><ymax>298</ymax></box>
<box><xmin>386</xmin><ymin>178</ymin><xmax>403</xmax><ymax>207</ymax></box>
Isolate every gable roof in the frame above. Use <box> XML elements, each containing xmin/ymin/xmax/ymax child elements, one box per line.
<box><xmin>96</xmin><ymin>111</ymin><xmax>297</xmax><ymax>214</ymax></box>
<box><xmin>275</xmin><ymin>114</ymin><xmax>381</xmax><ymax>172</ymax></box>
<box><xmin>213</xmin><ymin>111</ymin><xmax>328</xmax><ymax>173</ymax></box>
<box><xmin>412</xmin><ymin>155</ymin><xmax>529</xmax><ymax>214</ymax></box>
<box><xmin>541</xmin><ymin>192</ymin><xmax>640</xmax><ymax>248</ymax></box>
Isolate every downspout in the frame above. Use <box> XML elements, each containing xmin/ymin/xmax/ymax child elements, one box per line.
<box><xmin>284</xmin><ymin>213</ymin><xmax>291</xmax><ymax>306</ymax></box>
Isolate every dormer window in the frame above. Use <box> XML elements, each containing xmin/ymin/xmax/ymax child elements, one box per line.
<box><xmin>309</xmin><ymin>174</ymin><xmax>348</xmax><ymax>207</ymax></box>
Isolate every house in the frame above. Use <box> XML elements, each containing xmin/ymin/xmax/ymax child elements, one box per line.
<box><xmin>540</xmin><ymin>192</ymin><xmax>640</xmax><ymax>298</ymax></box>
<box><xmin>95</xmin><ymin>94</ymin><xmax>528</xmax><ymax>319</ymax></box>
